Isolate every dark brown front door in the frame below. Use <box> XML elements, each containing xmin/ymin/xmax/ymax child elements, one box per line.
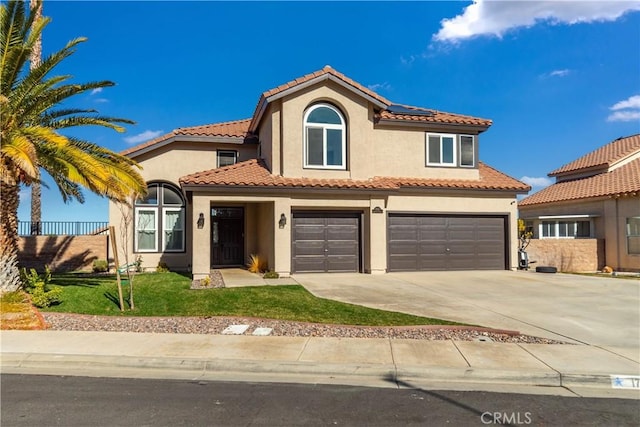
<box><xmin>211</xmin><ymin>207</ymin><xmax>244</xmax><ymax>267</ymax></box>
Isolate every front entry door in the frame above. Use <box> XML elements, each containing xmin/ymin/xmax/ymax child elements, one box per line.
<box><xmin>211</xmin><ymin>207</ymin><xmax>244</xmax><ymax>267</ymax></box>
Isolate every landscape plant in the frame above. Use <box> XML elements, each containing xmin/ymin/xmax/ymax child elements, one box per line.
<box><xmin>21</xmin><ymin>266</ymin><xmax>62</xmax><ymax>307</ymax></box>
<box><xmin>0</xmin><ymin>0</ymin><xmax>146</xmax><ymax>292</ymax></box>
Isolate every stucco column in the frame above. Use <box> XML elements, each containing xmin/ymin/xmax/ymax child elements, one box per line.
<box><xmin>273</xmin><ymin>198</ymin><xmax>292</xmax><ymax>277</ymax></box>
<box><xmin>369</xmin><ymin>198</ymin><xmax>387</xmax><ymax>274</ymax></box>
<box><xmin>192</xmin><ymin>195</ymin><xmax>210</xmax><ymax>280</ymax></box>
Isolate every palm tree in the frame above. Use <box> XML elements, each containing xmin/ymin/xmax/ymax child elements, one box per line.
<box><xmin>0</xmin><ymin>0</ymin><xmax>146</xmax><ymax>292</ymax></box>
<box><xmin>29</xmin><ymin>0</ymin><xmax>42</xmax><ymax>236</ymax></box>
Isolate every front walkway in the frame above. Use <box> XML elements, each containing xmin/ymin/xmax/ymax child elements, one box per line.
<box><xmin>217</xmin><ymin>268</ymin><xmax>298</xmax><ymax>288</ymax></box>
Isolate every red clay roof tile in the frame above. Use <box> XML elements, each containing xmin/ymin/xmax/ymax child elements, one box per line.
<box><xmin>121</xmin><ymin>119</ymin><xmax>251</xmax><ymax>156</ymax></box>
<box><xmin>180</xmin><ymin>159</ymin><xmax>529</xmax><ymax>193</ymax></box>
<box><xmin>549</xmin><ymin>134</ymin><xmax>640</xmax><ymax>176</ymax></box>
<box><xmin>519</xmin><ymin>157</ymin><xmax>640</xmax><ymax>206</ymax></box>
<box><xmin>377</xmin><ymin>104</ymin><xmax>492</xmax><ymax>127</ymax></box>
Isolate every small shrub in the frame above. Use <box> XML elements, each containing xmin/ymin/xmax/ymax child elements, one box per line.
<box><xmin>156</xmin><ymin>262</ymin><xmax>170</xmax><ymax>273</ymax></box>
<box><xmin>248</xmin><ymin>254</ymin><xmax>267</xmax><ymax>273</ymax></box>
<box><xmin>21</xmin><ymin>267</ymin><xmax>62</xmax><ymax>308</ymax></box>
<box><xmin>201</xmin><ymin>276</ymin><xmax>211</xmax><ymax>287</ymax></box>
<box><xmin>263</xmin><ymin>271</ymin><xmax>279</xmax><ymax>279</ymax></box>
<box><xmin>134</xmin><ymin>255</ymin><xmax>143</xmax><ymax>273</ymax></box>
<box><xmin>92</xmin><ymin>259</ymin><xmax>109</xmax><ymax>273</ymax></box>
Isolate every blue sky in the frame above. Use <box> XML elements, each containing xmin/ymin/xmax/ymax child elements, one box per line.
<box><xmin>17</xmin><ymin>0</ymin><xmax>640</xmax><ymax>223</ymax></box>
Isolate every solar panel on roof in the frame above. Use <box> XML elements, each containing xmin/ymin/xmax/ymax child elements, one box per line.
<box><xmin>386</xmin><ymin>104</ymin><xmax>434</xmax><ymax>117</ymax></box>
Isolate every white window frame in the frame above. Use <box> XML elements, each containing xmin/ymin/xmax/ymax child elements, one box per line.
<box><xmin>134</xmin><ymin>207</ymin><xmax>158</xmax><ymax>252</ymax></box>
<box><xmin>303</xmin><ymin>103</ymin><xmax>346</xmax><ymax>170</ymax></box>
<box><xmin>627</xmin><ymin>217</ymin><xmax>640</xmax><ymax>255</ymax></box>
<box><xmin>459</xmin><ymin>134</ymin><xmax>475</xmax><ymax>167</ymax></box>
<box><xmin>539</xmin><ymin>220</ymin><xmax>592</xmax><ymax>239</ymax></box>
<box><xmin>217</xmin><ymin>150</ymin><xmax>237</xmax><ymax>168</ymax></box>
<box><xmin>426</xmin><ymin>133</ymin><xmax>457</xmax><ymax>167</ymax></box>
<box><xmin>162</xmin><ymin>207</ymin><xmax>185</xmax><ymax>252</ymax></box>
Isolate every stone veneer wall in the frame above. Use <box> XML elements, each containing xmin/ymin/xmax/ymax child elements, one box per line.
<box><xmin>525</xmin><ymin>238</ymin><xmax>605</xmax><ymax>272</ymax></box>
<box><xmin>18</xmin><ymin>235</ymin><xmax>108</xmax><ymax>272</ymax></box>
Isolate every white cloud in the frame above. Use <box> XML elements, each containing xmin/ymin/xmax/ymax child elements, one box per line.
<box><xmin>124</xmin><ymin>130</ymin><xmax>164</xmax><ymax>144</ymax></box>
<box><xmin>400</xmin><ymin>55</ymin><xmax>416</xmax><ymax>66</ymax></box>
<box><xmin>367</xmin><ymin>82</ymin><xmax>391</xmax><ymax>92</ymax></box>
<box><xmin>433</xmin><ymin>0</ymin><xmax>640</xmax><ymax>43</ymax></box>
<box><xmin>90</xmin><ymin>88</ymin><xmax>103</xmax><ymax>95</ymax></box>
<box><xmin>607</xmin><ymin>95</ymin><xmax>640</xmax><ymax>122</ymax></box>
<box><xmin>520</xmin><ymin>176</ymin><xmax>553</xmax><ymax>188</ymax></box>
<box><xmin>549</xmin><ymin>69</ymin><xmax>570</xmax><ymax>77</ymax></box>
<box><xmin>94</xmin><ymin>98</ymin><xmax>109</xmax><ymax>103</ymax></box>
<box><xmin>610</xmin><ymin>95</ymin><xmax>640</xmax><ymax>110</ymax></box>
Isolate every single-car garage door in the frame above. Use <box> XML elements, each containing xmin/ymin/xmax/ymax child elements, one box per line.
<box><xmin>292</xmin><ymin>212</ymin><xmax>360</xmax><ymax>273</ymax></box>
<box><xmin>387</xmin><ymin>214</ymin><xmax>507</xmax><ymax>271</ymax></box>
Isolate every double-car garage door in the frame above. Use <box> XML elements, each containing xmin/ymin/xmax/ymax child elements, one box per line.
<box><xmin>291</xmin><ymin>212</ymin><xmax>507</xmax><ymax>273</ymax></box>
<box><xmin>387</xmin><ymin>214</ymin><xmax>507</xmax><ymax>272</ymax></box>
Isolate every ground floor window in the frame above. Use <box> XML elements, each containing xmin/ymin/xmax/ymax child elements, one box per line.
<box><xmin>540</xmin><ymin>220</ymin><xmax>591</xmax><ymax>238</ymax></box>
<box><xmin>627</xmin><ymin>217</ymin><xmax>640</xmax><ymax>254</ymax></box>
<box><xmin>134</xmin><ymin>183</ymin><xmax>185</xmax><ymax>252</ymax></box>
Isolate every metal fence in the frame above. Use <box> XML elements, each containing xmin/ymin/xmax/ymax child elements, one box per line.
<box><xmin>18</xmin><ymin>221</ymin><xmax>109</xmax><ymax>236</ymax></box>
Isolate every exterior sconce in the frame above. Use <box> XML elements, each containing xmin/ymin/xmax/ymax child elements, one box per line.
<box><xmin>197</xmin><ymin>213</ymin><xmax>205</xmax><ymax>229</ymax></box>
<box><xmin>372</xmin><ymin>206</ymin><xmax>383</xmax><ymax>214</ymax></box>
<box><xmin>279</xmin><ymin>213</ymin><xmax>287</xmax><ymax>229</ymax></box>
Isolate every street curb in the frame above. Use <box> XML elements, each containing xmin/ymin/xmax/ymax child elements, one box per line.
<box><xmin>2</xmin><ymin>352</ymin><xmax>618</xmax><ymax>390</ymax></box>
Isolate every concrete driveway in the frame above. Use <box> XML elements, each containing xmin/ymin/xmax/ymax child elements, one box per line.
<box><xmin>294</xmin><ymin>271</ymin><xmax>640</xmax><ymax>352</ymax></box>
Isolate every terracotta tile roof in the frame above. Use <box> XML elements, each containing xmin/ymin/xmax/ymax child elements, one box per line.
<box><xmin>180</xmin><ymin>159</ymin><xmax>530</xmax><ymax>193</ymax></box>
<box><xmin>249</xmin><ymin>65</ymin><xmax>491</xmax><ymax>130</ymax></box>
<box><xmin>549</xmin><ymin>134</ymin><xmax>640</xmax><ymax>176</ymax></box>
<box><xmin>121</xmin><ymin>119</ymin><xmax>252</xmax><ymax>156</ymax></box>
<box><xmin>519</xmin><ymin>158</ymin><xmax>640</xmax><ymax>206</ymax></box>
<box><xmin>376</xmin><ymin>104</ymin><xmax>492</xmax><ymax>127</ymax></box>
<box><xmin>261</xmin><ymin>65</ymin><xmax>392</xmax><ymax>106</ymax></box>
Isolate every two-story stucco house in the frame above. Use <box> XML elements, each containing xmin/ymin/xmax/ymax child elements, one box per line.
<box><xmin>109</xmin><ymin>66</ymin><xmax>529</xmax><ymax>280</ymax></box>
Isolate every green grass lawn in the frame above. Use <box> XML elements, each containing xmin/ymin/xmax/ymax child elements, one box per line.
<box><xmin>47</xmin><ymin>272</ymin><xmax>462</xmax><ymax>326</ymax></box>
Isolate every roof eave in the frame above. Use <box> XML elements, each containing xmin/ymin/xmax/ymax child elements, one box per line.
<box><xmin>376</xmin><ymin>118</ymin><xmax>491</xmax><ymax>133</ymax></box>
<box><xmin>125</xmin><ymin>135</ymin><xmax>248</xmax><ymax>158</ymax></box>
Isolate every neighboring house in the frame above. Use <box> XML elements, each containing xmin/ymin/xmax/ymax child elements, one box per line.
<box><xmin>109</xmin><ymin>66</ymin><xmax>529</xmax><ymax>280</ymax></box>
<box><xmin>519</xmin><ymin>134</ymin><xmax>640</xmax><ymax>272</ymax></box>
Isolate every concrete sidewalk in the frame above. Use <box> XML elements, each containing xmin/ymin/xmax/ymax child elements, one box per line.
<box><xmin>2</xmin><ymin>330</ymin><xmax>638</xmax><ymax>399</ymax></box>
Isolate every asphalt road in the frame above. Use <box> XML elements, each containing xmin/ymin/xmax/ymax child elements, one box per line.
<box><xmin>2</xmin><ymin>374</ymin><xmax>638</xmax><ymax>426</ymax></box>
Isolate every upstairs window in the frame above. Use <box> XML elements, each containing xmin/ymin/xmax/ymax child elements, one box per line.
<box><xmin>134</xmin><ymin>183</ymin><xmax>185</xmax><ymax>253</ymax></box>
<box><xmin>426</xmin><ymin>133</ymin><xmax>475</xmax><ymax>167</ymax></box>
<box><xmin>303</xmin><ymin>103</ymin><xmax>346</xmax><ymax>169</ymax></box>
<box><xmin>217</xmin><ymin>150</ymin><xmax>237</xmax><ymax>168</ymax></box>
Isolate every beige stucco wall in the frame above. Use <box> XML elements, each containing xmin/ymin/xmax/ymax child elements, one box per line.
<box><xmin>260</xmin><ymin>81</ymin><xmax>480</xmax><ymax>181</ymax></box>
<box><xmin>519</xmin><ymin>196</ymin><xmax>640</xmax><ymax>272</ymax></box>
<box><xmin>108</xmin><ymin>140</ymin><xmax>258</xmax><ymax>272</ymax></box>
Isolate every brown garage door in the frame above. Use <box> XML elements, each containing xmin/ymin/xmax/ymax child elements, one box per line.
<box><xmin>387</xmin><ymin>214</ymin><xmax>507</xmax><ymax>271</ymax></box>
<box><xmin>292</xmin><ymin>212</ymin><xmax>360</xmax><ymax>273</ymax></box>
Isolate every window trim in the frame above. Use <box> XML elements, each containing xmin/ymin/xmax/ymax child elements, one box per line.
<box><xmin>133</xmin><ymin>182</ymin><xmax>186</xmax><ymax>253</ymax></box>
<box><xmin>303</xmin><ymin>103</ymin><xmax>347</xmax><ymax>170</ymax></box>
<box><xmin>426</xmin><ymin>133</ymin><xmax>457</xmax><ymax>167</ymax></box>
<box><xmin>539</xmin><ymin>220</ymin><xmax>592</xmax><ymax>239</ymax></box>
<box><xmin>217</xmin><ymin>150</ymin><xmax>238</xmax><ymax>168</ymax></box>
<box><xmin>134</xmin><ymin>207</ymin><xmax>158</xmax><ymax>253</ymax></box>
<box><xmin>626</xmin><ymin>217</ymin><xmax>640</xmax><ymax>255</ymax></box>
<box><xmin>162</xmin><ymin>207</ymin><xmax>185</xmax><ymax>253</ymax></box>
<box><xmin>459</xmin><ymin>134</ymin><xmax>475</xmax><ymax>168</ymax></box>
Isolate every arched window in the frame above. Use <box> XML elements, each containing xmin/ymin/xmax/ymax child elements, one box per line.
<box><xmin>303</xmin><ymin>103</ymin><xmax>346</xmax><ymax>169</ymax></box>
<box><xmin>134</xmin><ymin>182</ymin><xmax>185</xmax><ymax>252</ymax></box>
